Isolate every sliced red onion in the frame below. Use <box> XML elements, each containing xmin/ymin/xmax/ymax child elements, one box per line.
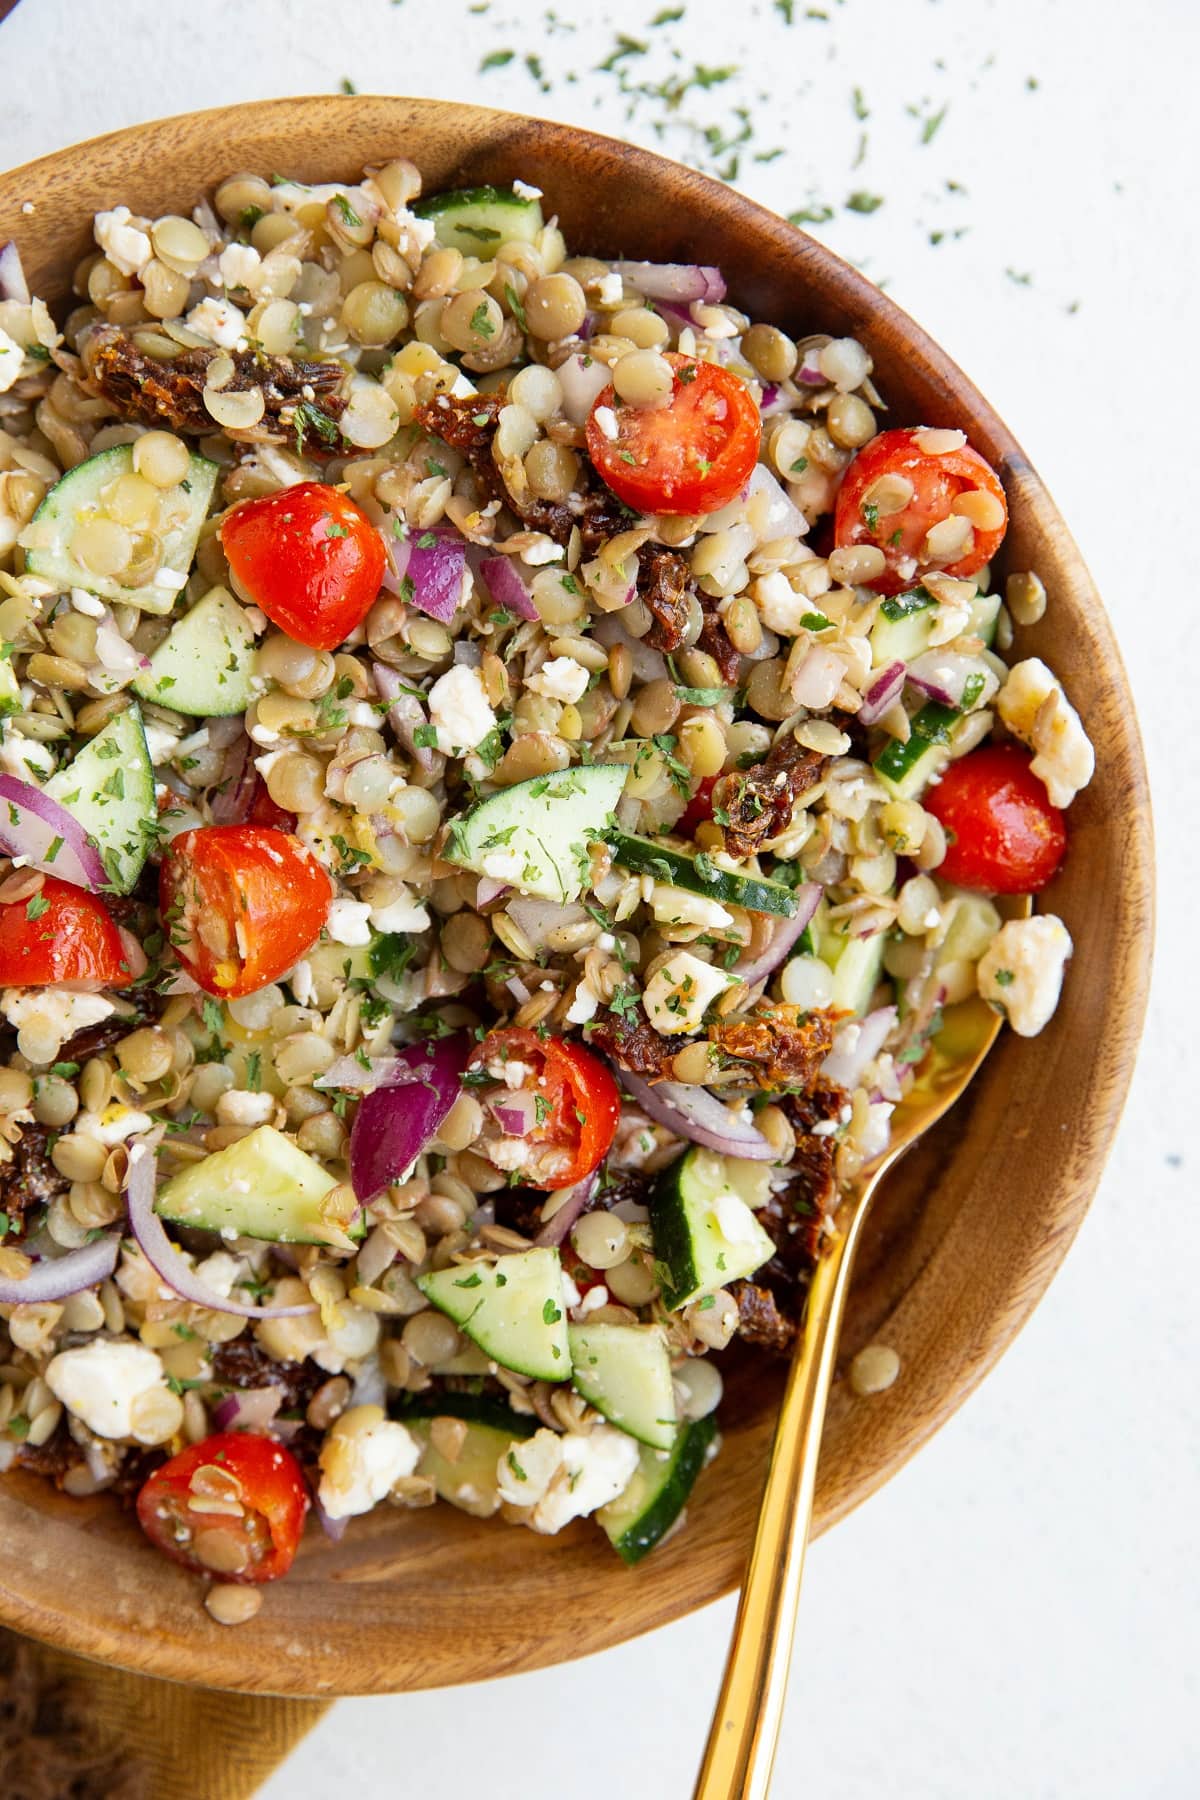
<box><xmin>506</xmin><ymin>896</ymin><xmax>588</xmax><ymax>951</ymax></box>
<box><xmin>125</xmin><ymin>1140</ymin><xmax>317</xmax><ymax>1317</ymax></box>
<box><xmin>406</xmin><ymin>529</ymin><xmax>466</xmax><ymax>624</ymax></box>
<box><xmin>744</xmin><ymin>463</ymin><xmax>808</xmax><ymax>542</ymax></box>
<box><xmin>592</xmin><ymin>614</ymin><xmax>668</xmax><ymax>683</ymax></box>
<box><xmin>506</xmin><ymin>974</ymin><xmax>531</xmax><ymax>1005</ymax></box>
<box><xmin>797</xmin><ymin>355</ymin><xmax>826</xmax><ymax>386</ymax></box>
<box><xmin>614</xmin><ymin>262</ymin><xmax>727</xmax><ymax>304</ymax></box>
<box><xmin>617</xmin><ymin>1068</ymin><xmax>775</xmax><ymax>1161</ymax></box>
<box><xmin>380</xmin><ymin>531</ymin><xmax>413</xmax><ymax>596</ymax></box>
<box><xmin>733</xmin><ymin>886</ymin><xmax>821</xmax><ymax>985</ymax></box>
<box><xmin>906</xmin><ymin>651</ymin><xmax>998</xmax><ymax>710</ymax></box>
<box><xmin>314</xmin><ymin>1491</ymin><xmax>349</xmax><ymax>1542</ymax></box>
<box><xmin>557</xmin><ymin>352</ymin><xmax>614</xmax><ymax>425</ymax></box>
<box><xmin>490</xmin><ymin>1090</ymin><xmax>537</xmax><ymax>1137</ymax></box>
<box><xmin>788</xmin><ymin>645</ymin><xmax>847</xmax><ymax>710</ymax></box>
<box><xmin>534</xmin><ymin>1171</ymin><xmax>599</xmax><ymax>1248</ymax></box>
<box><xmin>374</xmin><ymin>662</ymin><xmax>435</xmax><ymax>772</ymax></box>
<box><xmin>209</xmin><ymin>733</ymin><xmax>257</xmax><ymax>824</ymax></box>
<box><xmin>315</xmin><ymin>1054</ymin><xmax>423</xmax><ymax>1093</ymax></box>
<box><xmin>213</xmin><ymin>1386</ymin><xmax>283</xmax><ymax>1433</ymax></box>
<box><xmin>760</xmin><ymin>383</ymin><xmax>780</xmax><ymax>410</ymax></box>
<box><xmin>349</xmin><ymin>1034</ymin><xmax>471</xmax><ymax>1202</ymax></box>
<box><xmin>0</xmin><ymin>774</ymin><xmax>108</xmax><ymax>889</ymax></box>
<box><xmin>857</xmin><ymin>661</ymin><xmax>907</xmax><ymax>726</ymax></box>
<box><xmin>0</xmin><ymin>241</ymin><xmax>30</xmax><ymax>305</ymax></box>
<box><xmin>821</xmin><ymin>1005</ymin><xmax>898</xmax><ymax>1089</ymax></box>
<box><xmin>477</xmin><ymin>877</ymin><xmax>509</xmax><ymax>907</ymax></box>
<box><xmin>479</xmin><ymin>555</ymin><xmax>539</xmax><ymax>622</ymax></box>
<box><xmin>0</xmin><ymin>1231</ymin><xmax>120</xmax><ymax>1305</ymax></box>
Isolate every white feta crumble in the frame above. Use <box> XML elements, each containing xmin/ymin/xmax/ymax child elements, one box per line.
<box><xmin>289</xmin><ymin>959</ymin><xmax>317</xmax><ymax>1006</ymax></box>
<box><xmin>193</xmin><ymin>1251</ymin><xmax>242</xmax><ymax>1298</ymax></box>
<box><xmin>326</xmin><ymin>897</ymin><xmax>373</xmax><ymax>947</ymax></box>
<box><xmin>511</xmin><ymin>179</ymin><xmax>544</xmax><ymax>201</ymax></box>
<box><xmin>311</xmin><ymin>1299</ymin><xmax>381</xmax><ymax>1375</ymax></box>
<box><xmin>595</xmin><ymin>272</ymin><xmax>623</xmax><ymax>305</ymax></box>
<box><xmin>564</xmin><ymin>982</ymin><xmax>600</xmax><ymax>1025</ymax></box>
<box><xmin>977</xmin><ymin>914</ymin><xmax>1073</xmax><ymax>1038</ymax></box>
<box><xmin>650</xmin><ymin>884</ymin><xmax>733</xmax><ymax>930</ymax></box>
<box><xmin>593</xmin><ymin>404</ymin><xmax>620</xmax><ymax>441</ymax></box>
<box><xmin>1</xmin><ymin>989</ymin><xmax>116</xmax><ymax>1063</ymax></box>
<box><xmin>45</xmin><ymin>1341</ymin><xmax>167</xmax><ymax>1441</ymax></box>
<box><xmin>487</xmin><ymin>1137</ymin><xmax>531</xmax><ymax>1172</ymax></box>
<box><xmin>427</xmin><ymin>664</ymin><xmax>496</xmax><ymax>756</ymax></box>
<box><xmin>215</xmin><ymin>1089</ymin><xmax>276</xmax><ymax>1128</ymax></box>
<box><xmin>748</xmin><ymin>571</ymin><xmax>810</xmax><ymax>636</ymax></box>
<box><xmin>996</xmin><ymin>657</ymin><xmax>1094</xmax><ymax>809</ymax></box>
<box><xmin>70</xmin><ymin>587</ymin><xmax>107</xmax><ymax>618</ymax></box>
<box><xmin>642</xmin><ymin>951</ymin><xmax>740</xmax><ymax>1036</ymax></box>
<box><xmin>0</xmin><ymin>328</ymin><xmax>25</xmax><ymax>394</ymax></box>
<box><xmin>0</xmin><ymin>732</ymin><xmax>56</xmax><ymax>783</ymax></box>
<box><xmin>479</xmin><ymin>848</ymin><xmax>524</xmax><ymax>884</ymax></box>
<box><xmin>218</xmin><ymin>242</ymin><xmax>262</xmax><ymax>291</ymax></box>
<box><xmin>317</xmin><ymin>1411</ymin><xmax>421</xmax><ymax>1520</ymax></box>
<box><xmin>185</xmin><ymin>295</ymin><xmax>248</xmax><ymax>349</ymax></box>
<box><xmin>489</xmin><ymin>1057</ymin><xmax>532</xmax><ymax>1090</ymax></box>
<box><xmin>367</xmin><ymin>890</ymin><xmax>431</xmax><ymax>934</ymax></box>
<box><xmin>711</xmin><ymin>1189</ymin><xmax>766</xmax><ymax>1246</ymax></box>
<box><xmin>73</xmin><ymin>1105</ymin><xmax>154</xmax><ymax>1147</ymax></box>
<box><xmin>574</xmin><ymin>1284</ymin><xmax>609</xmax><ymax>1318</ymax></box>
<box><xmin>93</xmin><ymin>205</ymin><xmax>153</xmax><ymax>277</ymax></box>
<box><xmin>496</xmin><ymin>1425</ymin><xmax>639</xmax><ymax>1534</ymax></box>
<box><xmin>527</xmin><ymin>656</ymin><xmax>590</xmax><ymax>704</ymax></box>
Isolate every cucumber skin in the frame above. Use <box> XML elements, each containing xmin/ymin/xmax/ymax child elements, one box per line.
<box><xmin>446</xmin><ymin>764</ymin><xmax>627</xmax><ymax>904</ymax></box>
<box><xmin>412</xmin><ymin>186</ymin><xmax>544</xmax><ymax>256</ymax></box>
<box><xmin>44</xmin><ymin>702</ymin><xmax>155</xmax><ymax>895</ymax></box>
<box><xmin>601</xmin><ymin>1415</ymin><xmax>717</xmax><ymax>1565</ymax></box>
<box><xmin>397</xmin><ymin>1391</ymin><xmax>537</xmax><ymax>1439</ymax></box>
<box><xmin>133</xmin><ymin>586</ymin><xmax>258</xmax><ymax>717</ymax></box>
<box><xmin>608</xmin><ymin>832</ymin><xmax>800</xmax><ymax>919</ymax></box>
<box><xmin>568</xmin><ymin>1322</ymin><xmax>677</xmax><ymax>1451</ymax></box>
<box><xmin>647</xmin><ymin>1158</ymin><xmax>703</xmax><ymax>1311</ymax></box>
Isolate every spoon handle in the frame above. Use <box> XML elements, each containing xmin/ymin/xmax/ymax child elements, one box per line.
<box><xmin>693</xmin><ymin>1183</ymin><xmax>873</xmax><ymax>1800</ymax></box>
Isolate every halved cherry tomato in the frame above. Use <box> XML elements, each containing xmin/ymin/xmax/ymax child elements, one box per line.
<box><xmin>247</xmin><ymin>779</ymin><xmax>296</xmax><ymax>833</ymax></box>
<box><xmin>160</xmin><ymin>824</ymin><xmax>332</xmax><ymax>998</ymax></box>
<box><xmin>924</xmin><ymin>743</ymin><xmax>1066</xmax><ymax>893</ymax></box>
<box><xmin>473</xmin><ymin>1027</ymin><xmax>621</xmax><ymax>1189</ymax></box>
<box><xmin>0</xmin><ymin>876</ymin><xmax>133</xmax><ymax>988</ymax></box>
<box><xmin>219</xmin><ymin>481</ymin><xmax>386</xmax><ymax>652</ymax></box>
<box><xmin>136</xmin><ymin>1432</ymin><xmax>309</xmax><ymax>1583</ymax></box>
<box><xmin>834</xmin><ymin>427</ymin><xmax>1008</xmax><ymax>596</ymax></box>
<box><xmin>586</xmin><ymin>353</ymin><xmax>761</xmax><ymax>516</ymax></box>
<box><xmin>679</xmin><ymin>773</ymin><xmax>718</xmax><ymax>839</ymax></box>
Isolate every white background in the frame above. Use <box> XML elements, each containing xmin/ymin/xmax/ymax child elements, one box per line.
<box><xmin>2</xmin><ymin>0</ymin><xmax>1196</xmax><ymax>1793</ymax></box>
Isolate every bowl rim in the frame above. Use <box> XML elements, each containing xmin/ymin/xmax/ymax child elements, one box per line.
<box><xmin>0</xmin><ymin>93</ymin><xmax>1154</xmax><ymax>1696</ymax></box>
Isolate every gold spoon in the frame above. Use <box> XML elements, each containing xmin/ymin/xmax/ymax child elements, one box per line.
<box><xmin>694</xmin><ymin>910</ymin><xmax>1029</xmax><ymax>1800</ymax></box>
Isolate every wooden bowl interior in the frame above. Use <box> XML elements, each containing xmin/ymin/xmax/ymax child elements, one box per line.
<box><xmin>0</xmin><ymin>97</ymin><xmax>1152</xmax><ymax>1695</ymax></box>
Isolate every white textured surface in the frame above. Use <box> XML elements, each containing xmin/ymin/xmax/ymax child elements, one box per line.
<box><xmin>2</xmin><ymin>0</ymin><xmax>1197</xmax><ymax>1793</ymax></box>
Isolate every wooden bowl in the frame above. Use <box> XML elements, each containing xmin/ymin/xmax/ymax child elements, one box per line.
<box><xmin>0</xmin><ymin>96</ymin><xmax>1152</xmax><ymax>1696</ymax></box>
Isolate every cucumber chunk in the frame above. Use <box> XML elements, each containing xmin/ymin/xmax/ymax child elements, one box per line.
<box><xmin>873</xmin><ymin>701</ymin><xmax>963</xmax><ymax>800</ymax></box>
<box><xmin>968</xmin><ymin>590</ymin><xmax>1001</xmax><ymax>647</ymax></box>
<box><xmin>869</xmin><ymin>586</ymin><xmax>937</xmax><ymax>667</ymax></box>
<box><xmin>44</xmin><ymin>701</ymin><xmax>155</xmax><ymax>894</ymax></box>
<box><xmin>413</xmin><ymin>185</ymin><xmax>545</xmax><ymax>258</ymax></box>
<box><xmin>568</xmin><ymin>1322</ymin><xmax>677</xmax><ymax>1450</ymax></box>
<box><xmin>155</xmin><ymin>1123</ymin><xmax>347</xmax><ymax>1244</ymax></box>
<box><xmin>24</xmin><ymin>444</ymin><xmax>218</xmax><ymax>614</ymax></box>
<box><xmin>0</xmin><ymin>650</ymin><xmax>19</xmax><ymax>717</ymax></box>
<box><xmin>133</xmin><ymin>586</ymin><xmax>258</xmax><ymax>716</ymax></box>
<box><xmin>405</xmin><ymin>1394</ymin><xmax>538</xmax><ymax>1518</ymax></box>
<box><xmin>608</xmin><ymin>832</ymin><xmax>800</xmax><ymax>919</ymax></box>
<box><xmin>418</xmin><ymin>1246</ymin><xmax>572</xmax><ymax>1381</ymax></box>
<box><xmin>445</xmin><ymin>764</ymin><xmax>627</xmax><ymax>903</ymax></box>
<box><xmin>597</xmin><ymin>1415</ymin><xmax>717</xmax><ymax>1564</ymax></box>
<box><xmin>814</xmin><ymin>919</ymin><xmax>888</xmax><ymax>1017</ymax></box>
<box><xmin>649</xmin><ymin>1147</ymin><xmax>776</xmax><ymax>1311</ymax></box>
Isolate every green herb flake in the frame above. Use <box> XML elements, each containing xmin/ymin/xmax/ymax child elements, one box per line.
<box><xmin>480</xmin><ymin>48</ymin><xmax>515</xmax><ymax>70</ymax></box>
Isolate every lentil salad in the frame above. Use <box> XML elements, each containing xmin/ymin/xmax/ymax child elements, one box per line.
<box><xmin>0</xmin><ymin>161</ymin><xmax>1093</xmax><ymax>1621</ymax></box>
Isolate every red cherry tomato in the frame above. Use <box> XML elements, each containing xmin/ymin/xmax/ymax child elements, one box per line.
<box><xmin>136</xmin><ymin>1432</ymin><xmax>309</xmax><ymax>1583</ymax></box>
<box><xmin>247</xmin><ymin>779</ymin><xmax>296</xmax><ymax>833</ymax></box>
<box><xmin>678</xmin><ymin>773</ymin><xmax>718</xmax><ymax>839</ymax></box>
<box><xmin>834</xmin><ymin>427</ymin><xmax>1008</xmax><ymax>596</ymax></box>
<box><xmin>925</xmin><ymin>743</ymin><xmax>1066</xmax><ymax>893</ymax></box>
<box><xmin>219</xmin><ymin>481</ymin><xmax>386</xmax><ymax>652</ymax></box>
<box><xmin>472</xmin><ymin>1027</ymin><xmax>621</xmax><ymax>1189</ymax></box>
<box><xmin>586</xmin><ymin>353</ymin><xmax>761</xmax><ymax>516</ymax></box>
<box><xmin>160</xmin><ymin>824</ymin><xmax>332</xmax><ymax>998</ymax></box>
<box><xmin>0</xmin><ymin>876</ymin><xmax>133</xmax><ymax>988</ymax></box>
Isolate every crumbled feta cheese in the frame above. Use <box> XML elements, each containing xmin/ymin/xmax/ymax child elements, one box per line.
<box><xmin>185</xmin><ymin>296</ymin><xmax>248</xmax><ymax>349</ymax></box>
<box><xmin>996</xmin><ymin>658</ymin><xmax>1094</xmax><ymax>808</ymax></box>
<box><xmin>218</xmin><ymin>242</ymin><xmax>262</xmax><ymax>291</ymax></box>
<box><xmin>564</xmin><ymin>982</ymin><xmax>600</xmax><ymax>1025</ymax></box>
<box><xmin>711</xmin><ymin>1189</ymin><xmax>765</xmax><ymax>1246</ymax></box>
<box><xmin>595</xmin><ymin>273</ymin><xmax>623</xmax><ymax>306</ymax></box>
<box><xmin>479</xmin><ymin>848</ymin><xmax>524</xmax><ymax>884</ymax></box>
<box><xmin>642</xmin><ymin>951</ymin><xmax>740</xmax><ymax>1036</ymax></box>
<box><xmin>496</xmin><ymin>1425</ymin><xmax>639</xmax><ymax>1533</ymax></box>
<box><xmin>977</xmin><ymin>914</ymin><xmax>1073</xmax><ymax>1038</ymax></box>
<box><xmin>750</xmin><ymin>571</ymin><xmax>810</xmax><ymax>637</ymax></box>
<box><xmin>561</xmin><ymin>1271</ymin><xmax>582</xmax><ymax>1308</ymax></box>
<box><xmin>528</xmin><ymin>656</ymin><xmax>590</xmax><ymax>705</ymax></box>
<box><xmin>193</xmin><ymin>1251</ymin><xmax>242</xmax><ymax>1298</ymax></box>
<box><xmin>511</xmin><ymin>179</ymin><xmax>544</xmax><ymax>201</ymax></box>
<box><xmin>487</xmin><ymin>1137</ymin><xmax>531</xmax><ymax>1172</ymax></box>
<box><xmin>1</xmin><ymin>989</ymin><xmax>116</xmax><ymax>1063</ymax></box>
<box><xmin>0</xmin><ymin>328</ymin><xmax>25</xmax><ymax>393</ymax></box>
<box><xmin>0</xmin><ymin>732</ymin><xmax>56</xmax><ymax>783</ymax></box>
<box><xmin>73</xmin><ymin>1105</ymin><xmax>154</xmax><ymax>1147</ymax></box>
<box><xmin>367</xmin><ymin>890</ymin><xmax>431</xmax><ymax>934</ymax></box>
<box><xmin>521</xmin><ymin>535</ymin><xmax>565</xmax><ymax>566</ymax></box>
<box><xmin>93</xmin><ymin>206</ymin><xmax>152</xmax><ymax>277</ymax></box>
<box><xmin>143</xmin><ymin>721</ymin><xmax>184</xmax><ymax>766</ymax></box>
<box><xmin>593</xmin><ymin>404</ymin><xmax>620</xmax><ymax>441</ymax></box>
<box><xmin>650</xmin><ymin>884</ymin><xmax>733</xmax><ymax>930</ymax></box>
<box><xmin>289</xmin><ymin>959</ymin><xmax>317</xmax><ymax>1006</ymax></box>
<box><xmin>45</xmin><ymin>1340</ymin><xmax>167</xmax><ymax>1440</ymax></box>
<box><xmin>326</xmin><ymin>897</ymin><xmax>373</xmax><ymax>946</ymax></box>
<box><xmin>574</xmin><ymin>1284</ymin><xmax>609</xmax><ymax>1318</ymax></box>
<box><xmin>70</xmin><ymin>587</ymin><xmax>107</xmax><ymax>618</ymax></box>
<box><xmin>427</xmin><ymin>665</ymin><xmax>496</xmax><ymax>756</ymax></box>
<box><xmin>317</xmin><ymin>1413</ymin><xmax>420</xmax><ymax>1520</ymax></box>
<box><xmin>215</xmin><ymin>1089</ymin><xmax>276</xmax><ymax>1128</ymax></box>
<box><xmin>311</xmin><ymin>1299</ymin><xmax>381</xmax><ymax>1375</ymax></box>
<box><xmin>489</xmin><ymin>1057</ymin><xmax>532</xmax><ymax>1090</ymax></box>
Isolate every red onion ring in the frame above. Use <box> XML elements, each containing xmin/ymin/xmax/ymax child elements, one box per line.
<box><xmin>125</xmin><ymin>1140</ymin><xmax>318</xmax><ymax>1318</ymax></box>
<box><xmin>613</xmin><ymin>261</ymin><xmax>727</xmax><ymax>304</ymax></box>
<box><xmin>209</xmin><ymin>733</ymin><xmax>258</xmax><ymax>824</ymax></box>
<box><xmin>348</xmin><ymin>1035</ymin><xmax>470</xmax><ymax>1202</ymax></box>
<box><xmin>479</xmin><ymin>556</ymin><xmax>539</xmax><ymax>622</ymax></box>
<box><xmin>315</xmin><ymin>1054</ymin><xmax>423</xmax><ymax>1094</ymax></box>
<box><xmin>212</xmin><ymin>1386</ymin><xmax>284</xmax><ymax>1433</ymax></box>
<box><xmin>733</xmin><ymin>886</ymin><xmax>821</xmax><ymax>986</ymax></box>
<box><xmin>821</xmin><ymin>1005</ymin><xmax>898</xmax><ymax>1089</ymax></box>
<box><xmin>617</xmin><ymin>1069</ymin><xmax>775</xmax><ymax>1161</ymax></box>
<box><xmin>373</xmin><ymin>663</ymin><xmax>436</xmax><ymax>773</ymax></box>
<box><xmin>857</xmin><ymin>661</ymin><xmax>907</xmax><ymax>726</ymax></box>
<box><xmin>0</xmin><ymin>773</ymin><xmax>108</xmax><ymax>889</ymax></box>
<box><xmin>406</xmin><ymin>529</ymin><xmax>467</xmax><ymax>623</ymax></box>
<box><xmin>534</xmin><ymin>1172</ymin><xmax>599</xmax><ymax>1248</ymax></box>
<box><xmin>0</xmin><ymin>1230</ymin><xmax>120</xmax><ymax>1305</ymax></box>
